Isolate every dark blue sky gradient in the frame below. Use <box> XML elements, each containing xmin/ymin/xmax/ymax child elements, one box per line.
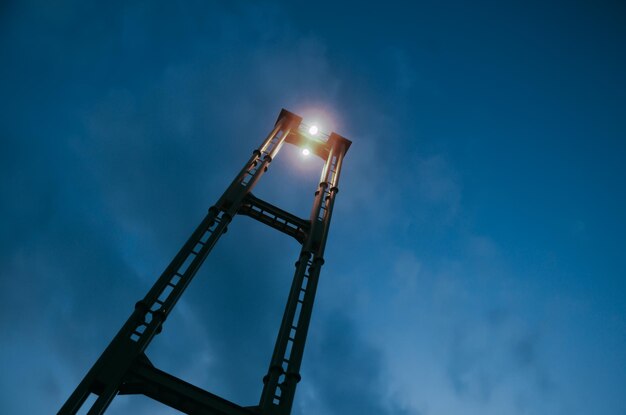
<box><xmin>1</xmin><ymin>1</ymin><xmax>625</xmax><ymax>414</ymax></box>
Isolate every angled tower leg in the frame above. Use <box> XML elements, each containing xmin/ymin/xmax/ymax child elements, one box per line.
<box><xmin>58</xmin><ymin>111</ymin><xmax>302</xmax><ymax>415</ymax></box>
<box><xmin>259</xmin><ymin>133</ymin><xmax>350</xmax><ymax>415</ymax></box>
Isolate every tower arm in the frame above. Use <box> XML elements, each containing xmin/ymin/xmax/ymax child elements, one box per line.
<box><xmin>238</xmin><ymin>193</ymin><xmax>310</xmax><ymax>243</ymax></box>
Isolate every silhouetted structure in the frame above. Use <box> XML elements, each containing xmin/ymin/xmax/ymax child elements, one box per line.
<box><xmin>59</xmin><ymin>109</ymin><xmax>352</xmax><ymax>415</ymax></box>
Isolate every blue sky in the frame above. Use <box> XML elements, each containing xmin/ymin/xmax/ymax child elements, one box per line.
<box><xmin>1</xmin><ymin>1</ymin><xmax>625</xmax><ymax>414</ymax></box>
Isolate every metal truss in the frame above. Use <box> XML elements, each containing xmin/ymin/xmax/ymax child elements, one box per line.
<box><xmin>58</xmin><ymin>109</ymin><xmax>351</xmax><ymax>415</ymax></box>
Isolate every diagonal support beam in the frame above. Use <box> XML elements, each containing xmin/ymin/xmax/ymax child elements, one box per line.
<box><xmin>238</xmin><ymin>193</ymin><xmax>310</xmax><ymax>243</ymax></box>
<box><xmin>120</xmin><ymin>360</ymin><xmax>257</xmax><ymax>415</ymax></box>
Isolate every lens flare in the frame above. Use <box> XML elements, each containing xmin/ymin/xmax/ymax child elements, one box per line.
<box><xmin>302</xmin><ymin>148</ymin><xmax>311</xmax><ymax>156</ymax></box>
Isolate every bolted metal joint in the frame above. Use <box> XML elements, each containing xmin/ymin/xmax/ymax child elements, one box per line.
<box><xmin>134</xmin><ymin>300</ymin><xmax>149</xmax><ymax>312</ymax></box>
<box><xmin>285</xmin><ymin>372</ymin><xmax>302</xmax><ymax>383</ymax></box>
<box><xmin>152</xmin><ymin>308</ymin><xmax>167</xmax><ymax>323</ymax></box>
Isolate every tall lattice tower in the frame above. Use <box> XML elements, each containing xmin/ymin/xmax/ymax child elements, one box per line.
<box><xmin>59</xmin><ymin>109</ymin><xmax>352</xmax><ymax>415</ymax></box>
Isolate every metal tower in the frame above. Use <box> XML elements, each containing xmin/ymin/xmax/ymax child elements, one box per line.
<box><xmin>59</xmin><ymin>109</ymin><xmax>352</xmax><ymax>415</ymax></box>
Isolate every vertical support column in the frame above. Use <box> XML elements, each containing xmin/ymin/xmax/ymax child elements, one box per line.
<box><xmin>58</xmin><ymin>112</ymin><xmax>301</xmax><ymax>415</ymax></box>
<box><xmin>260</xmin><ymin>135</ymin><xmax>349</xmax><ymax>415</ymax></box>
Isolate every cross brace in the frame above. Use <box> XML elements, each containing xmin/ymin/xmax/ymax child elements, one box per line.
<box><xmin>238</xmin><ymin>193</ymin><xmax>310</xmax><ymax>244</ymax></box>
<box><xmin>119</xmin><ymin>356</ymin><xmax>257</xmax><ymax>415</ymax></box>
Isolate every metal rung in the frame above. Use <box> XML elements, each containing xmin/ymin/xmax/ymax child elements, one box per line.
<box><xmin>167</xmin><ymin>282</ymin><xmax>176</xmax><ymax>288</ymax></box>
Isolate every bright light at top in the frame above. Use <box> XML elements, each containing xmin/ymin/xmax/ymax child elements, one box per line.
<box><xmin>308</xmin><ymin>125</ymin><xmax>319</xmax><ymax>135</ymax></box>
<box><xmin>302</xmin><ymin>148</ymin><xmax>310</xmax><ymax>156</ymax></box>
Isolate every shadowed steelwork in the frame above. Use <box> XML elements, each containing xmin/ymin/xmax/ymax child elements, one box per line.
<box><xmin>58</xmin><ymin>108</ymin><xmax>352</xmax><ymax>415</ymax></box>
